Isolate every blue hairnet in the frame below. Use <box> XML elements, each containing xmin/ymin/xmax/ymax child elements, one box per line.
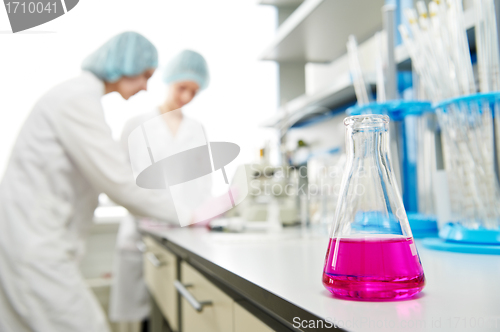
<box><xmin>163</xmin><ymin>50</ymin><xmax>210</xmax><ymax>90</ymax></box>
<box><xmin>82</xmin><ymin>32</ymin><xmax>158</xmax><ymax>82</ymax></box>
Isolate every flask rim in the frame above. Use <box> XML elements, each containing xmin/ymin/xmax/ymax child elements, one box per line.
<box><xmin>344</xmin><ymin>114</ymin><xmax>389</xmax><ymax>130</ymax></box>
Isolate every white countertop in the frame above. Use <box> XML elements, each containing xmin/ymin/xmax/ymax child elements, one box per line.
<box><xmin>141</xmin><ymin>225</ymin><xmax>500</xmax><ymax>332</ymax></box>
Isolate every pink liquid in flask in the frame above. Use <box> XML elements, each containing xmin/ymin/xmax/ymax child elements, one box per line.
<box><xmin>322</xmin><ymin>236</ymin><xmax>425</xmax><ymax>300</ymax></box>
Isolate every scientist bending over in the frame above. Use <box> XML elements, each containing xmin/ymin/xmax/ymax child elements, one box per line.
<box><xmin>109</xmin><ymin>50</ymin><xmax>212</xmax><ymax>326</ymax></box>
<box><xmin>0</xmin><ymin>32</ymin><xmax>183</xmax><ymax>332</ymax></box>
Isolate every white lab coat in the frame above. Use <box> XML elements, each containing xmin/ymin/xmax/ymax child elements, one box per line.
<box><xmin>109</xmin><ymin>109</ymin><xmax>212</xmax><ymax>322</ymax></box>
<box><xmin>0</xmin><ymin>72</ymin><xmax>182</xmax><ymax>332</ymax></box>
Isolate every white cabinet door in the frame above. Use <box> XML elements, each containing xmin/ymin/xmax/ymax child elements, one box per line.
<box><xmin>180</xmin><ymin>262</ymin><xmax>233</xmax><ymax>332</ymax></box>
<box><xmin>143</xmin><ymin>236</ymin><xmax>178</xmax><ymax>331</ymax></box>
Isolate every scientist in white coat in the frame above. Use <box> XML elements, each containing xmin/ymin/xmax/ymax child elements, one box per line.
<box><xmin>0</xmin><ymin>32</ymin><xmax>185</xmax><ymax>332</ymax></box>
<box><xmin>109</xmin><ymin>50</ymin><xmax>212</xmax><ymax>325</ymax></box>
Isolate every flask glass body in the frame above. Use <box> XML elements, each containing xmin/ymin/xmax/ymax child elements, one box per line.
<box><xmin>322</xmin><ymin>115</ymin><xmax>425</xmax><ymax>300</ymax></box>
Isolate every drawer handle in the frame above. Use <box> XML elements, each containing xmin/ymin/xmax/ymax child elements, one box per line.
<box><xmin>174</xmin><ymin>280</ymin><xmax>213</xmax><ymax>312</ymax></box>
<box><xmin>136</xmin><ymin>241</ymin><xmax>147</xmax><ymax>253</ymax></box>
<box><xmin>147</xmin><ymin>252</ymin><xmax>165</xmax><ymax>268</ymax></box>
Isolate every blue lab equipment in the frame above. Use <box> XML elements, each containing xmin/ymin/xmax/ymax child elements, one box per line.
<box><xmin>421</xmin><ymin>93</ymin><xmax>500</xmax><ymax>254</ymax></box>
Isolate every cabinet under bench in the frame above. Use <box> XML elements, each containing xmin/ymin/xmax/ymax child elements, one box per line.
<box><xmin>142</xmin><ymin>234</ymin><xmax>304</xmax><ymax>332</ymax></box>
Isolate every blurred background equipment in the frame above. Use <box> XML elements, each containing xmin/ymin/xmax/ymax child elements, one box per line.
<box><xmin>259</xmin><ymin>0</ymin><xmax>500</xmax><ymax>254</ymax></box>
<box><xmin>394</xmin><ymin>0</ymin><xmax>500</xmax><ymax>251</ymax></box>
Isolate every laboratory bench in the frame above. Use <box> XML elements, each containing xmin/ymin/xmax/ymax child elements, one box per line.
<box><xmin>139</xmin><ymin>224</ymin><xmax>500</xmax><ymax>332</ymax></box>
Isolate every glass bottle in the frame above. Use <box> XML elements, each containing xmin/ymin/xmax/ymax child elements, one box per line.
<box><xmin>322</xmin><ymin>114</ymin><xmax>425</xmax><ymax>300</ymax></box>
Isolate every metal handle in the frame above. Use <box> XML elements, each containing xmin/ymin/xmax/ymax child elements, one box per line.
<box><xmin>174</xmin><ymin>280</ymin><xmax>212</xmax><ymax>312</ymax></box>
<box><xmin>146</xmin><ymin>252</ymin><xmax>165</xmax><ymax>268</ymax></box>
<box><xmin>136</xmin><ymin>241</ymin><xmax>147</xmax><ymax>253</ymax></box>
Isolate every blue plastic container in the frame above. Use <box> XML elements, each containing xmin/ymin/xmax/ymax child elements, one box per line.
<box><xmin>423</xmin><ymin>93</ymin><xmax>500</xmax><ymax>254</ymax></box>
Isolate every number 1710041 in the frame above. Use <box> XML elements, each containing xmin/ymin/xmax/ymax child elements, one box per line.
<box><xmin>5</xmin><ymin>2</ymin><xmax>57</xmax><ymax>14</ymax></box>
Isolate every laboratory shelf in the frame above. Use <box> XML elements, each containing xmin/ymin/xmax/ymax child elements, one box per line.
<box><xmin>262</xmin><ymin>72</ymin><xmax>375</xmax><ymax>129</ymax></box>
<box><xmin>263</xmin><ymin>5</ymin><xmax>477</xmax><ymax>129</ymax></box>
<box><xmin>260</xmin><ymin>0</ymin><xmax>385</xmax><ymax>63</ymax></box>
<box><xmin>258</xmin><ymin>0</ymin><xmax>304</xmax><ymax>6</ymax></box>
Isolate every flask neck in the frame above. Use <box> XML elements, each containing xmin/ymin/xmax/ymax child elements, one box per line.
<box><xmin>345</xmin><ymin>121</ymin><xmax>390</xmax><ymax>162</ymax></box>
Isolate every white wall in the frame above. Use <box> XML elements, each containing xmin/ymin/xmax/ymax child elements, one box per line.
<box><xmin>0</xmin><ymin>0</ymin><xmax>278</xmax><ymax>190</ymax></box>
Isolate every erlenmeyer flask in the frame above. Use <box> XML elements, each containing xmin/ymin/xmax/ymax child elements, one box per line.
<box><xmin>322</xmin><ymin>114</ymin><xmax>425</xmax><ymax>300</ymax></box>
